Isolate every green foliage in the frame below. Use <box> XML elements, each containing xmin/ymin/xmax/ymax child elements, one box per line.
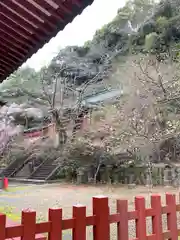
<box><xmin>1</xmin><ymin>67</ymin><xmax>40</xmax><ymax>90</ymax></box>
<box><xmin>2</xmin><ymin>0</ymin><xmax>180</xmax><ymax>104</ymax></box>
<box><xmin>75</xmin><ymin>46</ymin><xmax>90</xmax><ymax>57</ymax></box>
<box><xmin>156</xmin><ymin>16</ymin><xmax>169</xmax><ymax>33</ymax></box>
<box><xmin>145</xmin><ymin>32</ymin><xmax>158</xmax><ymax>51</ymax></box>
<box><xmin>132</xmin><ymin>0</ymin><xmax>180</xmax><ymax>57</ymax></box>
<box><xmin>3</xmin><ymin>0</ymin><xmax>179</xmax><ymax>96</ymax></box>
<box><xmin>117</xmin><ymin>0</ymin><xmax>155</xmax><ymax>27</ymax></box>
<box><xmin>0</xmin><ymin>66</ymin><xmax>43</xmax><ymax>105</ymax></box>
<box><xmin>93</xmin><ymin>23</ymin><xmax>112</xmax><ymax>44</ymax></box>
<box><xmin>154</xmin><ymin>0</ymin><xmax>173</xmax><ymax>19</ymax></box>
<box><xmin>140</xmin><ymin>20</ymin><xmax>156</xmax><ymax>39</ymax></box>
<box><xmin>90</xmin><ymin>0</ymin><xmax>155</xmax><ymax>50</ymax></box>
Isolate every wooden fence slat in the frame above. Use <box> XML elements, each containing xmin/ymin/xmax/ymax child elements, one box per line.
<box><xmin>73</xmin><ymin>204</ymin><xmax>86</xmax><ymax>240</ymax></box>
<box><xmin>166</xmin><ymin>193</ymin><xmax>178</xmax><ymax>240</ymax></box>
<box><xmin>117</xmin><ymin>199</ymin><xmax>128</xmax><ymax>240</ymax></box>
<box><xmin>135</xmin><ymin>196</ymin><xmax>146</xmax><ymax>240</ymax></box>
<box><xmin>1</xmin><ymin>194</ymin><xmax>180</xmax><ymax>240</ymax></box>
<box><xmin>21</xmin><ymin>210</ymin><xmax>36</xmax><ymax>240</ymax></box>
<box><xmin>48</xmin><ymin>208</ymin><xmax>62</xmax><ymax>240</ymax></box>
<box><xmin>93</xmin><ymin>196</ymin><xmax>109</xmax><ymax>240</ymax></box>
<box><xmin>151</xmin><ymin>195</ymin><xmax>163</xmax><ymax>240</ymax></box>
<box><xmin>0</xmin><ymin>214</ymin><xmax>6</xmax><ymax>240</ymax></box>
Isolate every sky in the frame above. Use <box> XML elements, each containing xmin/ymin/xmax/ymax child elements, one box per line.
<box><xmin>24</xmin><ymin>0</ymin><xmax>127</xmax><ymax>71</ymax></box>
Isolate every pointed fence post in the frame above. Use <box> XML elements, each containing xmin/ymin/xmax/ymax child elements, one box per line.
<box><xmin>0</xmin><ymin>214</ymin><xmax>6</xmax><ymax>240</ymax></box>
<box><xmin>117</xmin><ymin>199</ymin><xmax>129</xmax><ymax>240</ymax></box>
<box><xmin>166</xmin><ymin>193</ymin><xmax>178</xmax><ymax>240</ymax></box>
<box><xmin>48</xmin><ymin>208</ymin><xmax>62</xmax><ymax>240</ymax></box>
<box><xmin>21</xmin><ymin>210</ymin><xmax>36</xmax><ymax>240</ymax></box>
<box><xmin>73</xmin><ymin>204</ymin><xmax>86</xmax><ymax>240</ymax></box>
<box><xmin>135</xmin><ymin>196</ymin><xmax>146</xmax><ymax>240</ymax></box>
<box><xmin>93</xmin><ymin>196</ymin><xmax>109</xmax><ymax>240</ymax></box>
<box><xmin>151</xmin><ymin>195</ymin><xmax>163</xmax><ymax>240</ymax></box>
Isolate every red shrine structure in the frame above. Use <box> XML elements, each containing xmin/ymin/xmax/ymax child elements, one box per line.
<box><xmin>0</xmin><ymin>0</ymin><xmax>94</xmax><ymax>82</ymax></box>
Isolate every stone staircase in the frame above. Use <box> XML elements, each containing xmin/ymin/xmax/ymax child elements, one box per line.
<box><xmin>28</xmin><ymin>159</ymin><xmax>59</xmax><ymax>180</ymax></box>
<box><xmin>1</xmin><ymin>156</ymin><xmax>27</xmax><ymax>178</ymax></box>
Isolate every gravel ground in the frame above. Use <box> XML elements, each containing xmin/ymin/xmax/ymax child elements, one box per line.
<box><xmin>1</xmin><ymin>183</ymin><xmax>180</xmax><ymax>239</ymax></box>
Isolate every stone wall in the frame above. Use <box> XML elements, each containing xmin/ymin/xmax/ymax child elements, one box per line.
<box><xmin>76</xmin><ymin>164</ymin><xmax>180</xmax><ymax>186</ymax></box>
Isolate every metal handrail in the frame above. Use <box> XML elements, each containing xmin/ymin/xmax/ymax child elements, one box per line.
<box><xmin>28</xmin><ymin>157</ymin><xmax>51</xmax><ymax>179</ymax></box>
<box><xmin>45</xmin><ymin>164</ymin><xmax>61</xmax><ymax>181</ymax></box>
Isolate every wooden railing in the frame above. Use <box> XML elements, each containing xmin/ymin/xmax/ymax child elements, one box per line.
<box><xmin>0</xmin><ymin>193</ymin><xmax>180</xmax><ymax>239</ymax></box>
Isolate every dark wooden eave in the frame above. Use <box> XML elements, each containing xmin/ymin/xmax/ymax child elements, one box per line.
<box><xmin>0</xmin><ymin>0</ymin><xmax>94</xmax><ymax>82</ymax></box>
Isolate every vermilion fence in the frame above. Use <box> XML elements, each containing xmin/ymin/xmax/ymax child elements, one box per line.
<box><xmin>0</xmin><ymin>193</ymin><xmax>180</xmax><ymax>240</ymax></box>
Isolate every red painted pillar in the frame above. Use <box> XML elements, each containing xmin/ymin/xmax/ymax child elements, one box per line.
<box><xmin>166</xmin><ymin>193</ymin><xmax>178</xmax><ymax>240</ymax></box>
<box><xmin>73</xmin><ymin>204</ymin><xmax>86</xmax><ymax>240</ymax></box>
<box><xmin>151</xmin><ymin>195</ymin><xmax>163</xmax><ymax>239</ymax></box>
<box><xmin>135</xmin><ymin>196</ymin><xmax>146</xmax><ymax>239</ymax></box>
<box><xmin>117</xmin><ymin>199</ymin><xmax>129</xmax><ymax>240</ymax></box>
<box><xmin>3</xmin><ymin>178</ymin><xmax>8</xmax><ymax>190</ymax></box>
<box><xmin>93</xmin><ymin>196</ymin><xmax>110</xmax><ymax>240</ymax></box>
<box><xmin>48</xmin><ymin>208</ymin><xmax>62</xmax><ymax>240</ymax></box>
<box><xmin>21</xmin><ymin>210</ymin><xmax>36</xmax><ymax>240</ymax></box>
<box><xmin>0</xmin><ymin>213</ymin><xmax>6</xmax><ymax>240</ymax></box>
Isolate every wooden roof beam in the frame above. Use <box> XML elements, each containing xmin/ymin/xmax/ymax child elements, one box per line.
<box><xmin>0</xmin><ymin>63</ymin><xmax>11</xmax><ymax>72</ymax></box>
<box><xmin>72</xmin><ymin>0</ymin><xmax>82</xmax><ymax>7</ymax></box>
<box><xmin>8</xmin><ymin>0</ymin><xmax>63</xmax><ymax>28</ymax></box>
<box><xmin>0</xmin><ymin>51</ymin><xmax>18</xmax><ymax>65</ymax></box>
<box><xmin>0</xmin><ymin>13</ymin><xmax>35</xmax><ymax>35</ymax></box>
<box><xmin>0</xmin><ymin>0</ymin><xmax>55</xmax><ymax>36</ymax></box>
<box><xmin>0</xmin><ymin>67</ymin><xmax>6</xmax><ymax>73</ymax></box>
<box><xmin>0</xmin><ymin>19</ymin><xmax>39</xmax><ymax>45</ymax></box>
<box><xmin>53</xmin><ymin>0</ymin><xmax>73</xmax><ymax>14</ymax></box>
<box><xmin>0</xmin><ymin>43</ymin><xmax>25</xmax><ymax>61</ymax></box>
<box><xmin>0</xmin><ymin>0</ymin><xmax>94</xmax><ymax>81</ymax></box>
<box><xmin>0</xmin><ymin>28</ymin><xmax>35</xmax><ymax>48</ymax></box>
<box><xmin>0</xmin><ymin>22</ymin><xmax>38</xmax><ymax>46</ymax></box>
<box><xmin>0</xmin><ymin>44</ymin><xmax>25</xmax><ymax>61</ymax></box>
<box><xmin>0</xmin><ymin>5</ymin><xmax>54</xmax><ymax>35</ymax></box>
<box><xmin>0</xmin><ymin>60</ymin><xmax>13</xmax><ymax>69</ymax></box>
<box><xmin>0</xmin><ymin>11</ymin><xmax>35</xmax><ymax>33</ymax></box>
<box><xmin>0</xmin><ymin>16</ymin><xmax>46</xmax><ymax>44</ymax></box>
<box><xmin>28</xmin><ymin>0</ymin><xmax>65</xmax><ymax>21</ymax></box>
<box><xmin>0</xmin><ymin>1</ymin><xmax>44</xmax><ymax>25</ymax></box>
<box><xmin>0</xmin><ymin>71</ymin><xmax>5</xmax><ymax>76</ymax></box>
<box><xmin>0</xmin><ymin>31</ymin><xmax>31</xmax><ymax>54</ymax></box>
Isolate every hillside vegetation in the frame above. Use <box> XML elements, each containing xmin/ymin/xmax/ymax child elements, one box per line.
<box><xmin>1</xmin><ymin>0</ymin><xmax>180</xmax><ymax>182</ymax></box>
<box><xmin>3</xmin><ymin>0</ymin><xmax>180</xmax><ymax>95</ymax></box>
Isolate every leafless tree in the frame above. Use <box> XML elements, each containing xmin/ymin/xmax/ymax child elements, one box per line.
<box><xmin>38</xmin><ymin>60</ymin><xmax>112</xmax><ymax>147</ymax></box>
